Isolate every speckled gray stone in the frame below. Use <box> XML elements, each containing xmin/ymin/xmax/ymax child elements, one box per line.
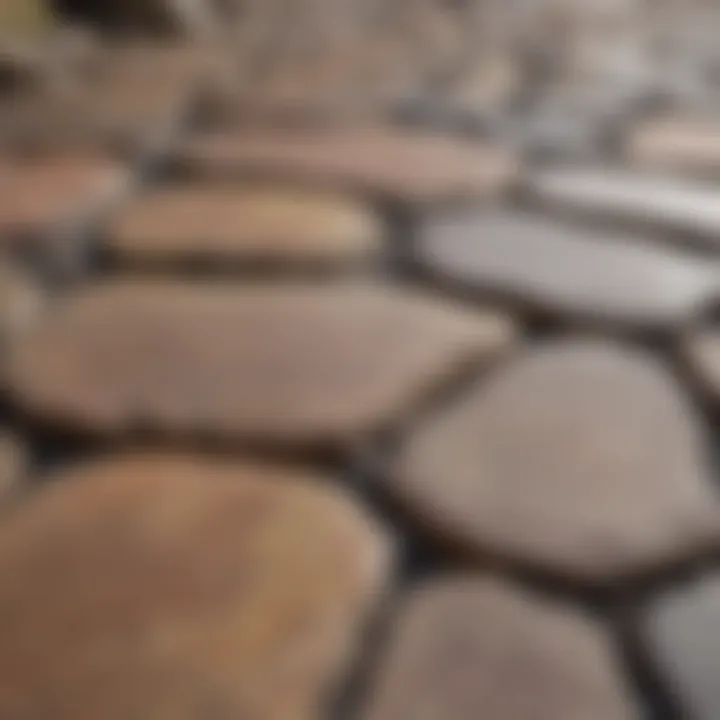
<box><xmin>419</xmin><ymin>210</ymin><xmax>716</xmax><ymax>331</ymax></box>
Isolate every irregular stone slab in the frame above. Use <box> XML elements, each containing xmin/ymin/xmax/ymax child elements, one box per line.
<box><xmin>106</xmin><ymin>187</ymin><xmax>383</xmax><ymax>269</ymax></box>
<box><xmin>628</xmin><ymin>116</ymin><xmax>720</xmax><ymax>178</ymax></box>
<box><xmin>173</xmin><ymin>127</ymin><xmax>518</xmax><ymax>205</ymax></box>
<box><xmin>419</xmin><ymin>210</ymin><xmax>715</xmax><ymax>331</ymax></box>
<box><xmin>394</xmin><ymin>341</ymin><xmax>720</xmax><ymax>585</ymax></box>
<box><xmin>0</xmin><ymin>454</ymin><xmax>391</xmax><ymax>719</ymax></box>
<box><xmin>0</xmin><ymin>155</ymin><xmax>129</xmax><ymax>239</ymax></box>
<box><xmin>8</xmin><ymin>282</ymin><xmax>513</xmax><ymax>447</ymax></box>
<box><xmin>364</xmin><ymin>578</ymin><xmax>640</xmax><ymax>720</ymax></box>
<box><xmin>642</xmin><ymin>575</ymin><xmax>720</xmax><ymax>720</ymax></box>
<box><xmin>529</xmin><ymin>167</ymin><xmax>720</xmax><ymax>250</ymax></box>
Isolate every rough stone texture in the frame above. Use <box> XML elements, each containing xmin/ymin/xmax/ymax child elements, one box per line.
<box><xmin>0</xmin><ymin>155</ymin><xmax>128</xmax><ymax>240</ymax></box>
<box><xmin>419</xmin><ymin>210</ymin><xmax>716</xmax><ymax>331</ymax></box>
<box><xmin>8</xmin><ymin>281</ymin><xmax>514</xmax><ymax>447</ymax></box>
<box><xmin>628</xmin><ymin>116</ymin><xmax>720</xmax><ymax>178</ymax></box>
<box><xmin>364</xmin><ymin>578</ymin><xmax>640</xmax><ymax>720</ymax></box>
<box><xmin>106</xmin><ymin>187</ymin><xmax>383</xmax><ymax>268</ymax></box>
<box><xmin>393</xmin><ymin>341</ymin><xmax>720</xmax><ymax>585</ymax></box>
<box><xmin>173</xmin><ymin>127</ymin><xmax>518</xmax><ymax>205</ymax></box>
<box><xmin>0</xmin><ymin>454</ymin><xmax>391</xmax><ymax>720</ymax></box>
<box><xmin>642</xmin><ymin>575</ymin><xmax>720</xmax><ymax>720</ymax></box>
<box><xmin>529</xmin><ymin>167</ymin><xmax>720</xmax><ymax>250</ymax></box>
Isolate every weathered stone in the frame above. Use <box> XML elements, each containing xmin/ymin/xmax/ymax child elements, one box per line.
<box><xmin>628</xmin><ymin>115</ymin><xmax>720</xmax><ymax>177</ymax></box>
<box><xmin>106</xmin><ymin>187</ymin><xmax>383</xmax><ymax>269</ymax></box>
<box><xmin>393</xmin><ymin>341</ymin><xmax>720</xmax><ymax>585</ymax></box>
<box><xmin>0</xmin><ymin>454</ymin><xmax>391</xmax><ymax>719</ymax></box>
<box><xmin>642</xmin><ymin>575</ymin><xmax>720</xmax><ymax>720</ymax></box>
<box><xmin>529</xmin><ymin>167</ymin><xmax>720</xmax><ymax>250</ymax></box>
<box><xmin>419</xmin><ymin>210</ymin><xmax>715</xmax><ymax>331</ymax></box>
<box><xmin>8</xmin><ymin>282</ymin><xmax>513</xmax><ymax>447</ymax></box>
<box><xmin>364</xmin><ymin>578</ymin><xmax>640</xmax><ymax>720</ymax></box>
<box><xmin>0</xmin><ymin>155</ymin><xmax>129</xmax><ymax>242</ymax></box>
<box><xmin>173</xmin><ymin>127</ymin><xmax>518</xmax><ymax>205</ymax></box>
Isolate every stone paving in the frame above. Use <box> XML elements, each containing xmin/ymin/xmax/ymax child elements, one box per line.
<box><xmin>5</xmin><ymin>4</ymin><xmax>720</xmax><ymax>718</ymax></box>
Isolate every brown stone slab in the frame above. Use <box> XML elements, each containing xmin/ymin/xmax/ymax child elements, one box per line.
<box><xmin>419</xmin><ymin>210</ymin><xmax>716</xmax><ymax>331</ymax></box>
<box><xmin>0</xmin><ymin>454</ymin><xmax>391</xmax><ymax>719</ymax></box>
<box><xmin>364</xmin><ymin>578</ymin><xmax>640</xmax><ymax>720</ymax></box>
<box><xmin>0</xmin><ymin>155</ymin><xmax>129</xmax><ymax>239</ymax></box>
<box><xmin>393</xmin><ymin>341</ymin><xmax>720</xmax><ymax>586</ymax></box>
<box><xmin>106</xmin><ymin>187</ymin><xmax>383</xmax><ymax>268</ymax></box>
<box><xmin>628</xmin><ymin>116</ymin><xmax>720</xmax><ymax>178</ymax></box>
<box><xmin>173</xmin><ymin>127</ymin><xmax>518</xmax><ymax>205</ymax></box>
<box><xmin>8</xmin><ymin>282</ymin><xmax>514</xmax><ymax>447</ymax></box>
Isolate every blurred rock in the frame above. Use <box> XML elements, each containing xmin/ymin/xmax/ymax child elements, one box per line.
<box><xmin>393</xmin><ymin>340</ymin><xmax>720</xmax><ymax>586</ymax></box>
<box><xmin>628</xmin><ymin>115</ymin><xmax>720</xmax><ymax>178</ymax></box>
<box><xmin>0</xmin><ymin>454</ymin><xmax>391</xmax><ymax>719</ymax></box>
<box><xmin>364</xmin><ymin>578</ymin><xmax>640</xmax><ymax>720</ymax></box>
<box><xmin>8</xmin><ymin>282</ymin><xmax>514</xmax><ymax>449</ymax></box>
<box><xmin>642</xmin><ymin>575</ymin><xmax>720</xmax><ymax>720</ymax></box>
<box><xmin>529</xmin><ymin>166</ymin><xmax>720</xmax><ymax>251</ymax></box>
<box><xmin>0</xmin><ymin>45</ymin><xmax>204</xmax><ymax>155</ymax></box>
<box><xmin>419</xmin><ymin>210</ymin><xmax>716</xmax><ymax>332</ymax></box>
<box><xmin>173</xmin><ymin>127</ymin><xmax>518</xmax><ymax>206</ymax></box>
<box><xmin>0</xmin><ymin>155</ymin><xmax>129</xmax><ymax>275</ymax></box>
<box><xmin>106</xmin><ymin>187</ymin><xmax>383</xmax><ymax>271</ymax></box>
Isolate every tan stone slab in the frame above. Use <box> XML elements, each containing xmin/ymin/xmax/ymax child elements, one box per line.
<box><xmin>173</xmin><ymin>127</ymin><xmax>518</xmax><ymax>204</ymax></box>
<box><xmin>394</xmin><ymin>340</ymin><xmax>720</xmax><ymax>585</ymax></box>
<box><xmin>0</xmin><ymin>155</ymin><xmax>129</xmax><ymax>239</ymax></box>
<box><xmin>364</xmin><ymin>578</ymin><xmax>640</xmax><ymax>720</ymax></box>
<box><xmin>419</xmin><ymin>210</ymin><xmax>716</xmax><ymax>331</ymax></box>
<box><xmin>628</xmin><ymin>116</ymin><xmax>720</xmax><ymax>178</ymax></box>
<box><xmin>106</xmin><ymin>187</ymin><xmax>383</xmax><ymax>268</ymax></box>
<box><xmin>0</xmin><ymin>454</ymin><xmax>391</xmax><ymax>719</ymax></box>
<box><xmin>8</xmin><ymin>282</ymin><xmax>513</xmax><ymax>447</ymax></box>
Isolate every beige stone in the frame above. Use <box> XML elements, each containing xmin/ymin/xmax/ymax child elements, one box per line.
<box><xmin>8</xmin><ymin>281</ymin><xmax>514</xmax><ymax>448</ymax></box>
<box><xmin>106</xmin><ymin>187</ymin><xmax>383</xmax><ymax>268</ymax></box>
<box><xmin>0</xmin><ymin>454</ymin><xmax>391</xmax><ymax>719</ymax></box>
<box><xmin>365</xmin><ymin>578</ymin><xmax>640</xmax><ymax>720</ymax></box>
<box><xmin>394</xmin><ymin>340</ymin><xmax>720</xmax><ymax>585</ymax></box>
<box><xmin>174</xmin><ymin>127</ymin><xmax>518</xmax><ymax>204</ymax></box>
